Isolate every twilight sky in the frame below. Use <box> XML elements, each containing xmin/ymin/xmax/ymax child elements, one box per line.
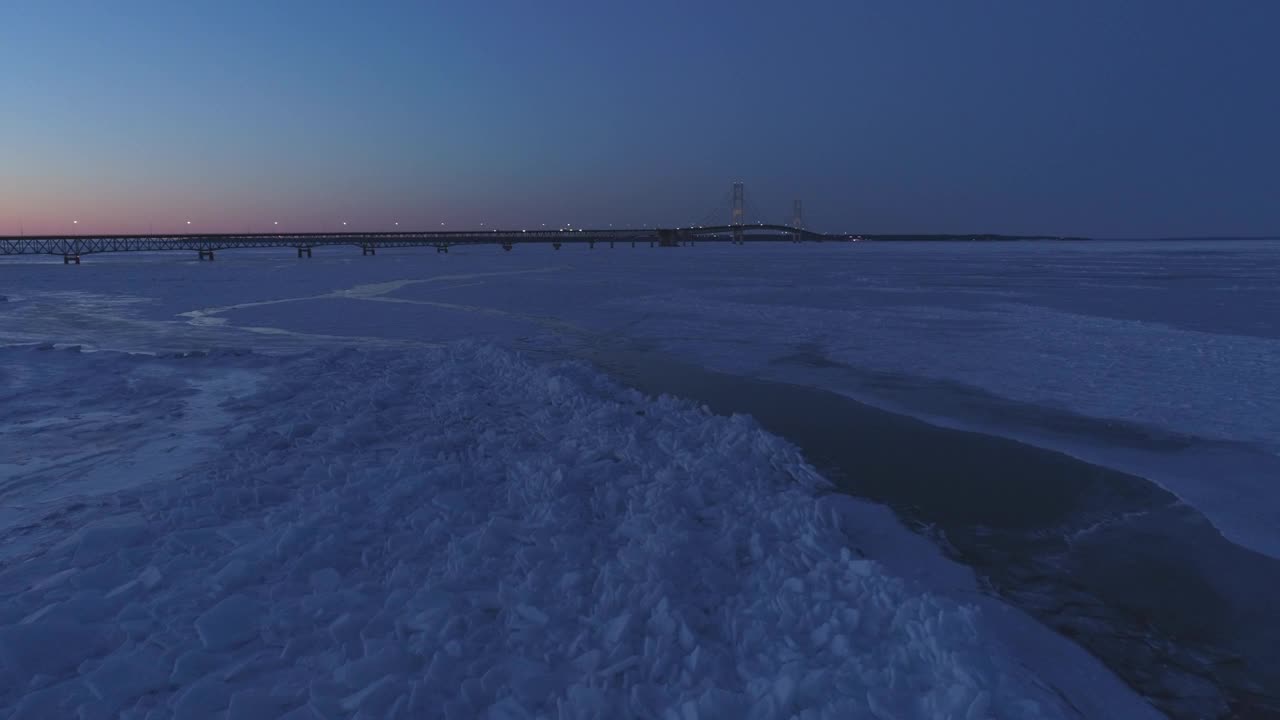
<box><xmin>2</xmin><ymin>1</ymin><xmax>1278</xmax><ymax>237</ymax></box>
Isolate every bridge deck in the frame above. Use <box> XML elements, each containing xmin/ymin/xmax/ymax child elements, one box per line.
<box><xmin>0</xmin><ymin>225</ymin><xmax>843</xmax><ymax>259</ymax></box>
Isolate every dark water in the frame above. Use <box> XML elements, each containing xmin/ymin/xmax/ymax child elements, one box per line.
<box><xmin>577</xmin><ymin>345</ymin><xmax>1280</xmax><ymax>720</ymax></box>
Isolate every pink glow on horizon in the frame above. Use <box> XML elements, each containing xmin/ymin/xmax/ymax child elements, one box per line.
<box><xmin>0</xmin><ymin>200</ymin><xmax>511</xmax><ymax>236</ymax></box>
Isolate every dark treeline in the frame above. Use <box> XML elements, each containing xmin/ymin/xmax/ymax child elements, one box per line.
<box><xmin>861</xmin><ymin>234</ymin><xmax>1088</xmax><ymax>242</ymax></box>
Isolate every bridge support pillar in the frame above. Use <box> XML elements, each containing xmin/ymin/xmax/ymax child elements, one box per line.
<box><xmin>588</xmin><ymin>240</ymin><xmax>595</xmax><ymax>249</ymax></box>
<box><xmin>361</xmin><ymin>245</ymin><xmax>376</xmax><ymax>256</ymax></box>
<box><xmin>198</xmin><ymin>249</ymin><xmax>215</xmax><ymax>261</ymax></box>
<box><xmin>63</xmin><ymin>254</ymin><xmax>80</xmax><ymax>265</ymax></box>
<box><xmin>297</xmin><ymin>247</ymin><xmax>312</xmax><ymax>258</ymax></box>
<box><xmin>610</xmin><ymin>241</ymin><xmax>614</xmax><ymax>248</ymax></box>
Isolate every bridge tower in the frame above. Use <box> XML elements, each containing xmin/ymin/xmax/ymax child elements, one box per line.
<box><xmin>731</xmin><ymin>182</ymin><xmax>745</xmax><ymax>245</ymax></box>
<box><xmin>792</xmin><ymin>199</ymin><xmax>803</xmax><ymax>243</ymax></box>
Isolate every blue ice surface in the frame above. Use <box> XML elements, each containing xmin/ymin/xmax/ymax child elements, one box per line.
<box><xmin>1</xmin><ymin>342</ymin><xmax>1155</xmax><ymax>718</ymax></box>
<box><xmin>1</xmin><ymin>237</ymin><xmax>1274</xmax><ymax>716</ymax></box>
<box><xmin>2</xmin><ymin>240</ymin><xmax>1278</xmax><ymax>557</ymax></box>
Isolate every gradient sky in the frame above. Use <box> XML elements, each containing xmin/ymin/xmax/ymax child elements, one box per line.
<box><xmin>2</xmin><ymin>1</ymin><xmax>1278</xmax><ymax>237</ymax></box>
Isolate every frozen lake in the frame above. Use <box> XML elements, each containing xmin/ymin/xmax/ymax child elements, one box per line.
<box><xmin>6</xmin><ymin>240</ymin><xmax>1277</xmax><ymax>558</ymax></box>
<box><xmin>2</xmin><ymin>238</ymin><xmax>1277</xmax><ymax>717</ymax></box>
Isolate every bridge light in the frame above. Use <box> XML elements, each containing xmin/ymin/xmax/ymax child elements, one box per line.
<box><xmin>274</xmin><ymin>221</ymin><xmax>279</xmax><ymax>226</ymax></box>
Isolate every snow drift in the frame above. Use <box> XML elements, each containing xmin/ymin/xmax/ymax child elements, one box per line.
<box><xmin>0</xmin><ymin>343</ymin><xmax>1069</xmax><ymax>718</ymax></box>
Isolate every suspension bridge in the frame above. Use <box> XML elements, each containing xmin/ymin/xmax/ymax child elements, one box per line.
<box><xmin>0</xmin><ymin>184</ymin><xmax>854</xmax><ymax>263</ymax></box>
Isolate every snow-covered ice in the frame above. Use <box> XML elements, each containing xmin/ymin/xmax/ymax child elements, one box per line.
<box><xmin>8</xmin><ymin>240</ymin><xmax>1265</xmax><ymax>716</ymax></box>
<box><xmin>0</xmin><ymin>341</ymin><xmax>1156</xmax><ymax>718</ymax></box>
<box><xmin>5</xmin><ymin>242</ymin><xmax>1272</xmax><ymax>559</ymax></box>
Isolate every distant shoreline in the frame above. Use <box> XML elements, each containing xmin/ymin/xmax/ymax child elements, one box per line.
<box><xmin>860</xmin><ymin>234</ymin><xmax>1279</xmax><ymax>242</ymax></box>
<box><xmin>859</xmin><ymin>234</ymin><xmax>1087</xmax><ymax>242</ymax></box>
